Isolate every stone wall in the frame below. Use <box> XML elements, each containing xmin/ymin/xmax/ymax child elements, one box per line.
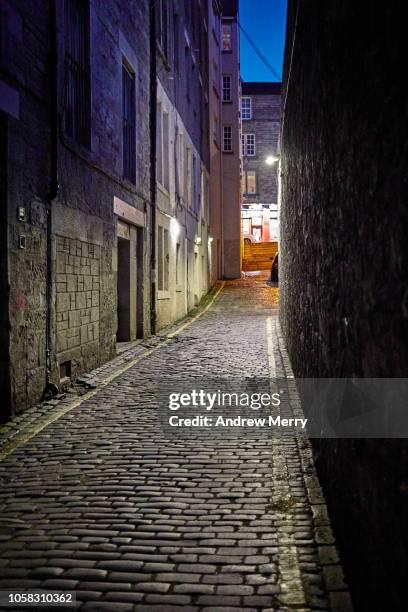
<box><xmin>280</xmin><ymin>1</ymin><xmax>408</xmax><ymax>609</ymax></box>
<box><xmin>241</xmin><ymin>89</ymin><xmax>281</xmax><ymax>205</ymax></box>
<box><xmin>1</xmin><ymin>0</ymin><xmax>152</xmax><ymax>419</ymax></box>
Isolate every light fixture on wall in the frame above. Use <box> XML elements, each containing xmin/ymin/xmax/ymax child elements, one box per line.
<box><xmin>265</xmin><ymin>155</ymin><xmax>279</xmax><ymax>165</ymax></box>
<box><xmin>195</xmin><ymin>236</ymin><xmax>202</xmax><ymax>246</ymax></box>
<box><xmin>170</xmin><ymin>217</ymin><xmax>180</xmax><ymax>241</ymax></box>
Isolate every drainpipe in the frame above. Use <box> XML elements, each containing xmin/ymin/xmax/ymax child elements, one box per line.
<box><xmin>149</xmin><ymin>0</ymin><xmax>157</xmax><ymax>335</ymax></box>
<box><xmin>44</xmin><ymin>0</ymin><xmax>59</xmax><ymax>398</ymax></box>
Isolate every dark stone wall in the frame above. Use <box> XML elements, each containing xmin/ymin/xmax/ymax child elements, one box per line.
<box><xmin>280</xmin><ymin>1</ymin><xmax>408</xmax><ymax>610</ymax></box>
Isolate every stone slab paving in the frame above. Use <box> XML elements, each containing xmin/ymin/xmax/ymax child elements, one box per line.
<box><xmin>0</xmin><ymin>279</ymin><xmax>352</xmax><ymax>611</ymax></box>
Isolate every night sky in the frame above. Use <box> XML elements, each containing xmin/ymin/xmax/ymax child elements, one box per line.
<box><xmin>240</xmin><ymin>0</ymin><xmax>287</xmax><ymax>83</ymax></box>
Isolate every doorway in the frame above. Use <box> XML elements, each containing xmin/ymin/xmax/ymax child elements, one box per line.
<box><xmin>117</xmin><ymin>237</ymin><xmax>131</xmax><ymax>341</ymax></box>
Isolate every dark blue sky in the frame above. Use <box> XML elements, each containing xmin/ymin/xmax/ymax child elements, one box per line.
<box><xmin>240</xmin><ymin>0</ymin><xmax>287</xmax><ymax>83</ymax></box>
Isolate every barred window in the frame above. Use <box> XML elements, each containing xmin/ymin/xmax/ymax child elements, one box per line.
<box><xmin>222</xmin><ymin>74</ymin><xmax>232</xmax><ymax>102</ymax></box>
<box><xmin>122</xmin><ymin>61</ymin><xmax>135</xmax><ymax>182</ymax></box>
<box><xmin>223</xmin><ymin>125</ymin><xmax>232</xmax><ymax>152</ymax></box>
<box><xmin>241</xmin><ymin>96</ymin><xmax>252</xmax><ymax>120</ymax></box>
<box><xmin>64</xmin><ymin>0</ymin><xmax>91</xmax><ymax>147</ymax></box>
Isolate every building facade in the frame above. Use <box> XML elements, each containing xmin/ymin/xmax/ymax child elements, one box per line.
<box><xmin>208</xmin><ymin>0</ymin><xmax>223</xmax><ymax>286</ymax></box>
<box><xmin>0</xmin><ymin>0</ymin><xmax>243</xmax><ymax>422</ymax></box>
<box><xmin>154</xmin><ymin>0</ymin><xmax>211</xmax><ymax>329</ymax></box>
<box><xmin>0</xmin><ymin>0</ymin><xmax>152</xmax><ymax>420</ymax></box>
<box><xmin>220</xmin><ymin>0</ymin><xmax>241</xmax><ymax>279</ymax></box>
<box><xmin>241</xmin><ymin>82</ymin><xmax>281</xmax><ymax>243</ymax></box>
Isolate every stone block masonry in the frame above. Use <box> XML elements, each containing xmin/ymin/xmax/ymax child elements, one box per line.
<box><xmin>55</xmin><ymin>236</ymin><xmax>101</xmax><ymax>375</ymax></box>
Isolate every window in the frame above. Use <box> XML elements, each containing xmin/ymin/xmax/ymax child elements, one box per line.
<box><xmin>158</xmin><ymin>226</ymin><xmax>169</xmax><ymax>292</ymax></box>
<box><xmin>176</xmin><ymin>243</ymin><xmax>181</xmax><ymax>285</ymax></box>
<box><xmin>213</xmin><ymin>113</ymin><xmax>219</xmax><ymax>142</ymax></box>
<box><xmin>156</xmin><ymin>0</ymin><xmax>168</xmax><ymax>58</ymax></box>
<box><xmin>222</xmin><ymin>23</ymin><xmax>231</xmax><ymax>51</ymax></box>
<box><xmin>173</xmin><ymin>12</ymin><xmax>179</xmax><ymax>72</ymax></box>
<box><xmin>222</xmin><ymin>75</ymin><xmax>232</xmax><ymax>102</ymax></box>
<box><xmin>156</xmin><ymin>102</ymin><xmax>162</xmax><ymax>184</ymax></box>
<box><xmin>162</xmin><ymin>112</ymin><xmax>169</xmax><ymax>190</ymax></box>
<box><xmin>156</xmin><ymin>105</ymin><xmax>169</xmax><ymax>190</ymax></box>
<box><xmin>192</xmin><ymin>155</ymin><xmax>197</xmax><ymax>212</ymax></box>
<box><xmin>186</xmin><ymin>145</ymin><xmax>191</xmax><ymax>205</ymax></box>
<box><xmin>242</xmin><ymin>133</ymin><xmax>255</xmax><ymax>156</ymax></box>
<box><xmin>243</xmin><ymin>170</ymin><xmax>257</xmax><ymax>194</ymax></box>
<box><xmin>178</xmin><ymin>133</ymin><xmax>184</xmax><ymax>196</ymax></box>
<box><xmin>122</xmin><ymin>61</ymin><xmax>135</xmax><ymax>182</ymax></box>
<box><xmin>241</xmin><ymin>96</ymin><xmax>252</xmax><ymax>120</ymax></box>
<box><xmin>223</xmin><ymin>125</ymin><xmax>232</xmax><ymax>152</ymax></box>
<box><xmin>64</xmin><ymin>0</ymin><xmax>90</xmax><ymax>147</ymax></box>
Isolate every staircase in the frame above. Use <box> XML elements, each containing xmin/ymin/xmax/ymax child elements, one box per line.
<box><xmin>242</xmin><ymin>241</ymin><xmax>278</xmax><ymax>272</ymax></box>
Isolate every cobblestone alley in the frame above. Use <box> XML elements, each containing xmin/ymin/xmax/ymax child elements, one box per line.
<box><xmin>0</xmin><ymin>280</ymin><xmax>351</xmax><ymax>611</ymax></box>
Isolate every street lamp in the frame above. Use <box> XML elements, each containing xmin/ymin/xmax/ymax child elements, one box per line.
<box><xmin>265</xmin><ymin>155</ymin><xmax>279</xmax><ymax>165</ymax></box>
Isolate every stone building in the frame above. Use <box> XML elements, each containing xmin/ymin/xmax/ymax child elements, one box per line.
<box><xmin>241</xmin><ymin>82</ymin><xmax>281</xmax><ymax>243</ymax></box>
<box><xmin>154</xmin><ymin>0</ymin><xmax>211</xmax><ymax>328</ymax></box>
<box><xmin>208</xmin><ymin>0</ymin><xmax>223</xmax><ymax>286</ymax></box>
<box><xmin>0</xmin><ymin>0</ymin><xmax>152</xmax><ymax>421</ymax></box>
<box><xmin>0</xmin><ymin>0</ymin><xmax>244</xmax><ymax>421</ymax></box>
<box><xmin>220</xmin><ymin>0</ymin><xmax>241</xmax><ymax>279</ymax></box>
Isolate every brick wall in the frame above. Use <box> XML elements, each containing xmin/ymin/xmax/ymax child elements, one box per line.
<box><xmin>280</xmin><ymin>1</ymin><xmax>408</xmax><ymax>609</ymax></box>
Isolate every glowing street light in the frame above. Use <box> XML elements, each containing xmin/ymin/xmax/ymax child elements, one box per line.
<box><xmin>265</xmin><ymin>155</ymin><xmax>279</xmax><ymax>165</ymax></box>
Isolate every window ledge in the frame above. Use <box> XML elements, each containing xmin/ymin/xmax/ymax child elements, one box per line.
<box><xmin>158</xmin><ymin>290</ymin><xmax>171</xmax><ymax>300</ymax></box>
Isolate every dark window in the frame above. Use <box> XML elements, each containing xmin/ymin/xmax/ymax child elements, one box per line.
<box><xmin>223</xmin><ymin>125</ymin><xmax>232</xmax><ymax>152</ymax></box>
<box><xmin>122</xmin><ymin>61</ymin><xmax>136</xmax><ymax>182</ymax></box>
<box><xmin>157</xmin><ymin>0</ymin><xmax>168</xmax><ymax>58</ymax></box>
<box><xmin>64</xmin><ymin>0</ymin><xmax>91</xmax><ymax>147</ymax></box>
<box><xmin>173</xmin><ymin>12</ymin><xmax>179</xmax><ymax>72</ymax></box>
<box><xmin>223</xmin><ymin>75</ymin><xmax>232</xmax><ymax>102</ymax></box>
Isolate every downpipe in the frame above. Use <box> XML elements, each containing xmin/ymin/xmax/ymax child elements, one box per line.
<box><xmin>43</xmin><ymin>0</ymin><xmax>59</xmax><ymax>399</ymax></box>
<box><xmin>149</xmin><ymin>0</ymin><xmax>157</xmax><ymax>335</ymax></box>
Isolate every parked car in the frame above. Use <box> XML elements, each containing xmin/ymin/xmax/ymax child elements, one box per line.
<box><xmin>270</xmin><ymin>251</ymin><xmax>279</xmax><ymax>282</ymax></box>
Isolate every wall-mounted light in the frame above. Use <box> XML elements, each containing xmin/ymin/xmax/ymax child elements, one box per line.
<box><xmin>208</xmin><ymin>236</ymin><xmax>214</xmax><ymax>244</ymax></box>
<box><xmin>170</xmin><ymin>217</ymin><xmax>180</xmax><ymax>241</ymax></box>
<box><xmin>195</xmin><ymin>236</ymin><xmax>202</xmax><ymax>246</ymax></box>
<box><xmin>265</xmin><ymin>155</ymin><xmax>279</xmax><ymax>165</ymax></box>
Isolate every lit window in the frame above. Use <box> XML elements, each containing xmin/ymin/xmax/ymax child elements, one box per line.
<box><xmin>222</xmin><ymin>75</ymin><xmax>232</xmax><ymax>102</ymax></box>
<box><xmin>244</xmin><ymin>171</ymin><xmax>257</xmax><ymax>194</ymax></box>
<box><xmin>222</xmin><ymin>24</ymin><xmax>231</xmax><ymax>51</ymax></box>
<box><xmin>241</xmin><ymin>96</ymin><xmax>252</xmax><ymax>120</ymax></box>
<box><xmin>223</xmin><ymin>125</ymin><xmax>232</xmax><ymax>152</ymax></box>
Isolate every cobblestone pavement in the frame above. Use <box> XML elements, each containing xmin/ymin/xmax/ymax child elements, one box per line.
<box><xmin>0</xmin><ymin>280</ymin><xmax>352</xmax><ymax>612</ymax></box>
